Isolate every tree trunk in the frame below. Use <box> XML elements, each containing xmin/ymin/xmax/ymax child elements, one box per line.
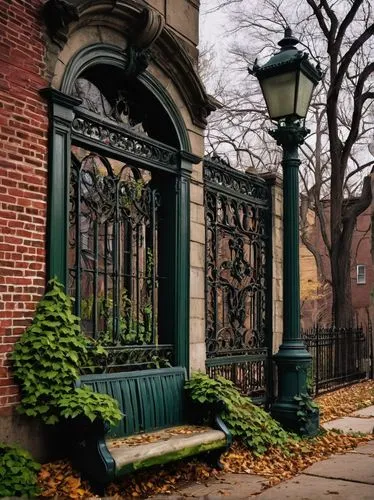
<box><xmin>330</xmin><ymin>225</ymin><xmax>354</xmax><ymax>327</ymax></box>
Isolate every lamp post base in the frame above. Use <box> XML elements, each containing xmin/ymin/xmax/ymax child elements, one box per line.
<box><xmin>271</xmin><ymin>341</ymin><xmax>320</xmax><ymax>436</ymax></box>
<box><xmin>272</xmin><ymin>400</ymin><xmax>320</xmax><ymax>436</ymax></box>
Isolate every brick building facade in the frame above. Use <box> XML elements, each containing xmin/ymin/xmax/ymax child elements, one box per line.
<box><xmin>0</xmin><ymin>0</ymin><xmax>214</xmax><ymax>454</ymax></box>
<box><xmin>300</xmin><ymin>203</ymin><xmax>373</xmax><ymax>328</ymax></box>
<box><xmin>0</xmin><ymin>0</ymin><xmax>49</xmax><ymax>415</ymax></box>
<box><xmin>0</xmin><ymin>0</ymin><xmax>285</xmax><ymax>459</ymax></box>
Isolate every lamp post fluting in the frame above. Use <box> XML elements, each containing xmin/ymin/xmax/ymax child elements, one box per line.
<box><xmin>251</xmin><ymin>28</ymin><xmax>322</xmax><ymax>435</ymax></box>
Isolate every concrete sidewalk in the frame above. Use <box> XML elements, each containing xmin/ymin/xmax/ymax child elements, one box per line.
<box><xmin>153</xmin><ymin>406</ymin><xmax>374</xmax><ymax>499</ymax></box>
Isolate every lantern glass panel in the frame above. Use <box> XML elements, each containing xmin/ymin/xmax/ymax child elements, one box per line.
<box><xmin>295</xmin><ymin>71</ymin><xmax>315</xmax><ymax>118</ymax></box>
<box><xmin>260</xmin><ymin>71</ymin><xmax>296</xmax><ymax>120</ymax></box>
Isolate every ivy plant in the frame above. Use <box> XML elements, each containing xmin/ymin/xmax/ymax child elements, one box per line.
<box><xmin>11</xmin><ymin>278</ymin><xmax>122</xmax><ymax>426</ymax></box>
<box><xmin>294</xmin><ymin>393</ymin><xmax>320</xmax><ymax>435</ymax></box>
<box><xmin>58</xmin><ymin>387</ymin><xmax>122</xmax><ymax>425</ymax></box>
<box><xmin>0</xmin><ymin>443</ymin><xmax>40</xmax><ymax>497</ymax></box>
<box><xmin>185</xmin><ymin>372</ymin><xmax>291</xmax><ymax>456</ymax></box>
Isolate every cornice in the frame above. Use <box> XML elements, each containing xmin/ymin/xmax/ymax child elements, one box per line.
<box><xmin>42</xmin><ymin>0</ymin><xmax>215</xmax><ymax>129</ymax></box>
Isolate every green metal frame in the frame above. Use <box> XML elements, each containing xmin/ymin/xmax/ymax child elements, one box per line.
<box><xmin>40</xmin><ymin>88</ymin><xmax>81</xmax><ymax>286</ymax></box>
<box><xmin>41</xmin><ymin>44</ymin><xmax>196</xmax><ymax>371</ymax></box>
<box><xmin>60</xmin><ymin>43</ymin><xmax>191</xmax><ymax>152</ymax></box>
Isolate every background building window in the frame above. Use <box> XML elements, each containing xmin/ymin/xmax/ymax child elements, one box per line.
<box><xmin>356</xmin><ymin>265</ymin><xmax>366</xmax><ymax>284</ymax></box>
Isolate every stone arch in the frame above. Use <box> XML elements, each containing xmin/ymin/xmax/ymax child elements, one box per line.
<box><xmin>58</xmin><ymin>42</ymin><xmax>190</xmax><ymax>151</ymax></box>
<box><xmin>43</xmin><ymin>0</ymin><xmax>215</xmax><ymax>130</ymax></box>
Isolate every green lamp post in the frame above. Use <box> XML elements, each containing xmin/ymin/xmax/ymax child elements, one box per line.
<box><xmin>251</xmin><ymin>28</ymin><xmax>322</xmax><ymax>435</ymax></box>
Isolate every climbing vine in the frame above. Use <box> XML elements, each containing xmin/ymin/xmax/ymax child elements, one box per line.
<box><xmin>11</xmin><ymin>279</ymin><xmax>121</xmax><ymax>425</ymax></box>
<box><xmin>0</xmin><ymin>443</ymin><xmax>40</xmax><ymax>497</ymax></box>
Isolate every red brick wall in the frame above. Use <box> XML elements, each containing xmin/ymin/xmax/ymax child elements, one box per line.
<box><xmin>350</xmin><ymin>209</ymin><xmax>372</xmax><ymax>324</ymax></box>
<box><xmin>0</xmin><ymin>0</ymin><xmax>48</xmax><ymax>414</ymax></box>
<box><xmin>300</xmin><ymin>205</ymin><xmax>373</xmax><ymax>327</ymax></box>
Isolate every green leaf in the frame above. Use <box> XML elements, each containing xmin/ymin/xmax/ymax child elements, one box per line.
<box><xmin>11</xmin><ymin>278</ymin><xmax>120</xmax><ymax>425</ymax></box>
<box><xmin>185</xmin><ymin>372</ymin><xmax>291</xmax><ymax>456</ymax></box>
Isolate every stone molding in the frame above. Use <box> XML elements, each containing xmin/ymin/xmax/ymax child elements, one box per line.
<box><xmin>42</xmin><ymin>0</ymin><xmax>215</xmax><ymax>127</ymax></box>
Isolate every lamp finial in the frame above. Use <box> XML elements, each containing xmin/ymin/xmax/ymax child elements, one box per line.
<box><xmin>278</xmin><ymin>27</ymin><xmax>299</xmax><ymax>51</ymax></box>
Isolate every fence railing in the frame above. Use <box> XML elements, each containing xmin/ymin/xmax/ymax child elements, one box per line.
<box><xmin>301</xmin><ymin>325</ymin><xmax>372</xmax><ymax>395</ymax></box>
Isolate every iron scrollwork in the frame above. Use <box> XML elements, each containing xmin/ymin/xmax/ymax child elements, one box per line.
<box><xmin>81</xmin><ymin>344</ymin><xmax>174</xmax><ymax>374</ymax></box>
<box><xmin>204</xmin><ymin>156</ymin><xmax>270</xmax><ymax>399</ymax></box>
<box><xmin>71</xmin><ymin>114</ymin><xmax>177</xmax><ymax>167</ymax></box>
<box><xmin>204</xmin><ymin>155</ymin><xmax>269</xmax><ymax>204</ymax></box>
<box><xmin>69</xmin><ymin>150</ymin><xmax>163</xmax><ymax>352</ymax></box>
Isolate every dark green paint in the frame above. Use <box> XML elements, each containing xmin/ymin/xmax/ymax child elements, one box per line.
<box><xmin>270</xmin><ymin>120</ymin><xmax>319</xmax><ymax>436</ymax></box>
<box><xmin>78</xmin><ymin>367</ymin><xmax>187</xmax><ymax>437</ymax></box>
<box><xmin>73</xmin><ymin>367</ymin><xmax>231</xmax><ymax>483</ymax></box>
<box><xmin>264</xmin><ymin>176</ymin><xmax>274</xmax><ymax>407</ymax></box>
<box><xmin>45</xmin><ymin>42</ymin><xmax>196</xmax><ymax>367</ymax></box>
<box><xmin>253</xmin><ymin>28</ymin><xmax>323</xmax><ymax>85</ymax></box>
<box><xmin>40</xmin><ymin>88</ymin><xmax>81</xmax><ymax>287</ymax></box>
<box><xmin>203</xmin><ymin>156</ymin><xmax>271</xmax><ymax>403</ymax></box>
<box><xmin>175</xmin><ymin>168</ymin><xmax>191</xmax><ymax>371</ymax></box>
<box><xmin>60</xmin><ymin>43</ymin><xmax>191</xmax><ymax>152</ymax></box>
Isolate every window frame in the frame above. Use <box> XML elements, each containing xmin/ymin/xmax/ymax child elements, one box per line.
<box><xmin>41</xmin><ymin>45</ymin><xmax>198</xmax><ymax>371</ymax></box>
<box><xmin>356</xmin><ymin>264</ymin><xmax>366</xmax><ymax>285</ymax></box>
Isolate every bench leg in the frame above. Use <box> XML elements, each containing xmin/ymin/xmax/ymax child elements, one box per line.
<box><xmin>88</xmin><ymin>478</ymin><xmax>107</xmax><ymax>497</ymax></box>
<box><xmin>204</xmin><ymin>449</ymin><xmax>224</xmax><ymax>470</ymax></box>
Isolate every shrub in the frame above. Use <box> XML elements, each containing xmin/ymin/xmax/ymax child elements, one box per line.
<box><xmin>0</xmin><ymin>443</ymin><xmax>40</xmax><ymax>497</ymax></box>
<box><xmin>11</xmin><ymin>278</ymin><xmax>121</xmax><ymax>426</ymax></box>
<box><xmin>185</xmin><ymin>372</ymin><xmax>291</xmax><ymax>455</ymax></box>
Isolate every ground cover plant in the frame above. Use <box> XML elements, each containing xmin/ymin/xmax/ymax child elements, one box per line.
<box><xmin>0</xmin><ymin>443</ymin><xmax>40</xmax><ymax>498</ymax></box>
<box><xmin>185</xmin><ymin>372</ymin><xmax>291</xmax><ymax>455</ymax></box>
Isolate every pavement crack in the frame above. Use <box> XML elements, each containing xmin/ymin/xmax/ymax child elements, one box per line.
<box><xmin>301</xmin><ymin>472</ymin><xmax>374</xmax><ymax>486</ymax></box>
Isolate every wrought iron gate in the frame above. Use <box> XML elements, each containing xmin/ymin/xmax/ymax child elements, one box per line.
<box><xmin>204</xmin><ymin>156</ymin><xmax>272</xmax><ymax>403</ymax></box>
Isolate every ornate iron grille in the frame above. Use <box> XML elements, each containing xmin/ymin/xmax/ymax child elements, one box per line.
<box><xmin>69</xmin><ymin>146</ymin><xmax>173</xmax><ymax>370</ymax></box>
<box><xmin>204</xmin><ymin>156</ymin><xmax>271</xmax><ymax>402</ymax></box>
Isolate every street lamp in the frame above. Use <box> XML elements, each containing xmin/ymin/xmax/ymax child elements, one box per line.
<box><xmin>250</xmin><ymin>28</ymin><xmax>322</xmax><ymax>435</ymax></box>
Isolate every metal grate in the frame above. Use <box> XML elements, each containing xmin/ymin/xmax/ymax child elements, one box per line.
<box><xmin>203</xmin><ymin>156</ymin><xmax>271</xmax><ymax>403</ymax></box>
<box><xmin>68</xmin><ymin>147</ymin><xmax>171</xmax><ymax>365</ymax></box>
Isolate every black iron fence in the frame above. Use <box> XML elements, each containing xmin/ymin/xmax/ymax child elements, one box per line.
<box><xmin>301</xmin><ymin>324</ymin><xmax>372</xmax><ymax>395</ymax></box>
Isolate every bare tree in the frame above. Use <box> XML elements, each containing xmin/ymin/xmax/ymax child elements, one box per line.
<box><xmin>200</xmin><ymin>0</ymin><xmax>374</xmax><ymax>326</ymax></box>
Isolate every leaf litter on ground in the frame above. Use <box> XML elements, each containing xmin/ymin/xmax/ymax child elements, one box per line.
<box><xmin>37</xmin><ymin>380</ymin><xmax>374</xmax><ymax>498</ymax></box>
<box><xmin>316</xmin><ymin>380</ymin><xmax>374</xmax><ymax>423</ymax></box>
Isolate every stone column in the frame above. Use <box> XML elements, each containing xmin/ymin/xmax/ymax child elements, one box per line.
<box><xmin>189</xmin><ymin>154</ymin><xmax>206</xmax><ymax>373</ymax></box>
<box><xmin>262</xmin><ymin>172</ymin><xmax>284</xmax><ymax>354</ymax></box>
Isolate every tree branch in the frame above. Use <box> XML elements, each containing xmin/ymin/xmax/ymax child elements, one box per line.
<box><xmin>335</xmin><ymin>0</ymin><xmax>364</xmax><ymax>52</ymax></box>
<box><xmin>331</xmin><ymin>23</ymin><xmax>374</xmax><ymax>99</ymax></box>
<box><xmin>341</xmin><ymin>62</ymin><xmax>374</xmax><ymax>167</ymax></box>
<box><xmin>343</xmin><ymin>172</ymin><xmax>373</xmax><ymax>222</ymax></box>
<box><xmin>305</xmin><ymin>0</ymin><xmax>331</xmax><ymax>40</ymax></box>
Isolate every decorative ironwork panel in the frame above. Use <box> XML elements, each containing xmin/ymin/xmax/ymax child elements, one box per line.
<box><xmin>204</xmin><ymin>156</ymin><xmax>271</xmax><ymax>401</ymax></box>
<box><xmin>69</xmin><ymin>146</ymin><xmax>172</xmax><ymax>369</ymax></box>
<box><xmin>71</xmin><ymin>112</ymin><xmax>177</xmax><ymax>170</ymax></box>
<box><xmin>70</xmin><ymin>77</ymin><xmax>178</xmax><ymax>169</ymax></box>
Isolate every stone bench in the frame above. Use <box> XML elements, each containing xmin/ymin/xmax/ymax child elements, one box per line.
<box><xmin>71</xmin><ymin>367</ymin><xmax>231</xmax><ymax>486</ymax></box>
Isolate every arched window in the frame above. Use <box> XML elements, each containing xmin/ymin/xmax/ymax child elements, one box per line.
<box><xmin>42</xmin><ymin>48</ymin><xmax>194</xmax><ymax>371</ymax></box>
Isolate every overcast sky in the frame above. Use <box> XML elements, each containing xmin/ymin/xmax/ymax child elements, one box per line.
<box><xmin>199</xmin><ymin>1</ymin><xmax>226</xmax><ymax>48</ymax></box>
